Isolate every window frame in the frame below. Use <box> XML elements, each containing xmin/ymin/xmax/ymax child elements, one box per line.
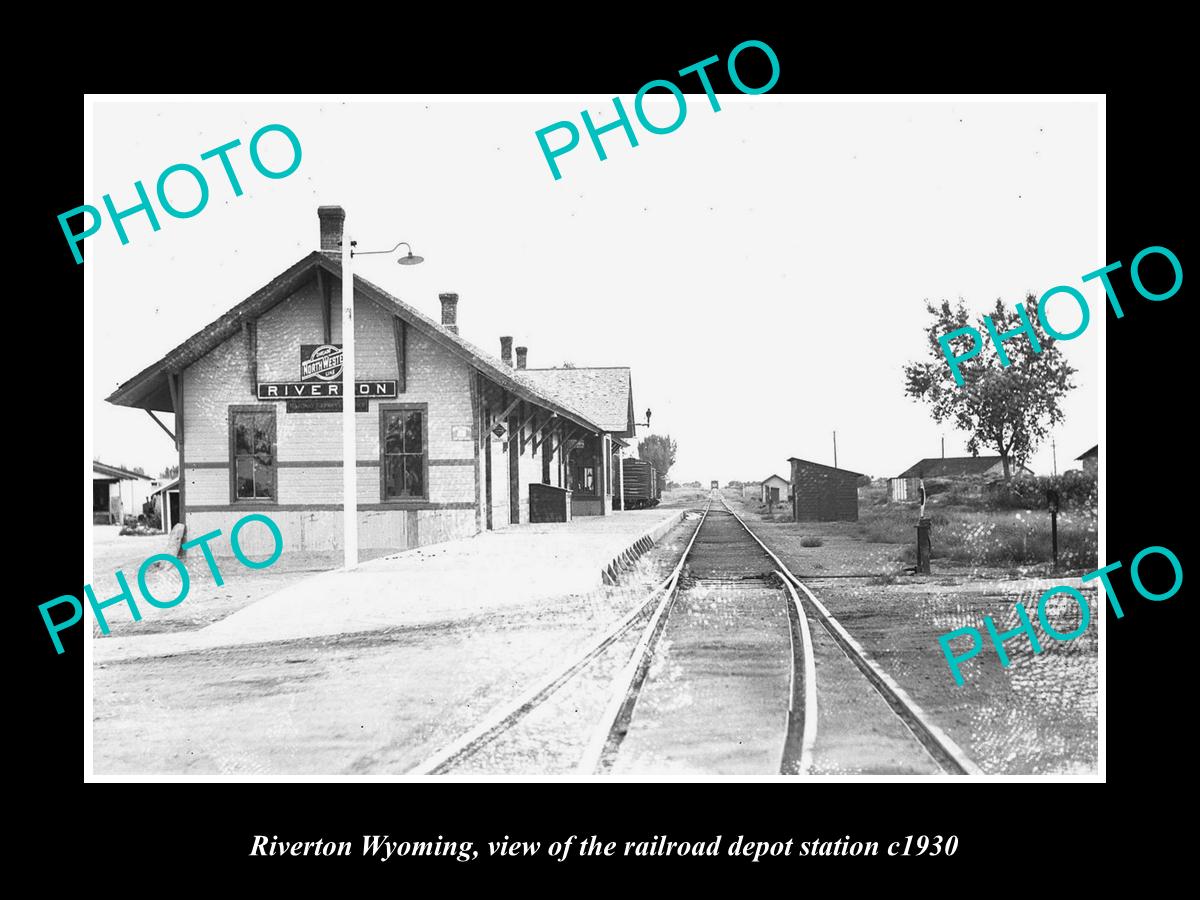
<box><xmin>567</xmin><ymin>439</ymin><xmax>597</xmax><ymax>497</ymax></box>
<box><xmin>378</xmin><ymin>402</ymin><xmax>430</xmax><ymax>503</ymax></box>
<box><xmin>228</xmin><ymin>405</ymin><xmax>278</xmax><ymax>505</ymax></box>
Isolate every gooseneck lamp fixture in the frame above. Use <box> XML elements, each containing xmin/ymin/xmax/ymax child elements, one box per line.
<box><xmin>339</xmin><ymin>231</ymin><xmax>425</xmax><ymax>572</ymax></box>
<box><xmin>350</xmin><ymin>240</ymin><xmax>425</xmax><ymax>266</ymax></box>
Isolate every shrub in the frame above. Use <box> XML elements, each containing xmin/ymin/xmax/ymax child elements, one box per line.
<box><xmin>985</xmin><ymin>470</ymin><xmax>1097</xmax><ymax>513</ymax></box>
<box><xmin>800</xmin><ymin>536</ymin><xmax>823</xmax><ymax>548</ymax></box>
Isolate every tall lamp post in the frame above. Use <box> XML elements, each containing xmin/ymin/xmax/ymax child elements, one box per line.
<box><xmin>341</xmin><ymin>231</ymin><xmax>424</xmax><ymax>570</ymax></box>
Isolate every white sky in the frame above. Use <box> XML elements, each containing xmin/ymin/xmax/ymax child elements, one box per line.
<box><xmin>91</xmin><ymin>98</ymin><xmax>1099</xmax><ymax>483</ymax></box>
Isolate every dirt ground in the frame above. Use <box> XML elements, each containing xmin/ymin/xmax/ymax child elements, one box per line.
<box><xmin>90</xmin><ymin>526</ymin><xmax>390</xmax><ymax>637</ymax></box>
<box><xmin>92</xmin><ymin>515</ymin><xmax>703</xmax><ymax>775</ymax></box>
<box><xmin>92</xmin><ymin>496</ymin><xmax>1097</xmax><ymax>776</ymax></box>
<box><xmin>658</xmin><ymin>488</ymin><xmax>710</xmax><ymax>509</ymax></box>
<box><xmin>726</xmin><ymin>493</ymin><xmax>1098</xmax><ymax>775</ymax></box>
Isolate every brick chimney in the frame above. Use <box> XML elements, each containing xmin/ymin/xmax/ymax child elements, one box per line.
<box><xmin>317</xmin><ymin>206</ymin><xmax>345</xmax><ymax>252</ymax></box>
<box><xmin>439</xmin><ymin>293</ymin><xmax>459</xmax><ymax>334</ymax></box>
<box><xmin>515</xmin><ymin>346</ymin><xmax>528</xmax><ymax>369</ymax></box>
<box><xmin>500</xmin><ymin>336</ymin><xmax>513</xmax><ymax>367</ymax></box>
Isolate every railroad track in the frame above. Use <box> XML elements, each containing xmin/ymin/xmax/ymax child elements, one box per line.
<box><xmin>576</xmin><ymin>498</ymin><xmax>816</xmax><ymax>775</ymax></box>
<box><xmin>409</xmin><ymin>492</ymin><xmax>980</xmax><ymax>776</ymax></box>
<box><xmin>406</xmin><ymin>501</ymin><xmax>713</xmax><ymax>775</ymax></box>
<box><xmin>718</xmin><ymin>496</ymin><xmax>981</xmax><ymax>776</ymax></box>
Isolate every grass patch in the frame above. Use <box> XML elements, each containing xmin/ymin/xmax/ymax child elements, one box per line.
<box><xmin>856</xmin><ymin>504</ymin><xmax>1096</xmax><ymax>570</ymax></box>
<box><xmin>799</xmin><ymin>536</ymin><xmax>824</xmax><ymax>548</ymax></box>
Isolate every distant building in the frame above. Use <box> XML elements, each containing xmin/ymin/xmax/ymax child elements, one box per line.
<box><xmin>93</xmin><ymin>461</ymin><xmax>157</xmax><ymax>524</ymax></box>
<box><xmin>152</xmin><ymin>477</ymin><xmax>181</xmax><ymax>532</ymax></box>
<box><xmin>1076</xmin><ymin>445</ymin><xmax>1098</xmax><ymax>475</ymax></box>
<box><xmin>888</xmin><ymin>455</ymin><xmax>1032</xmax><ymax>502</ymax></box>
<box><xmin>741</xmin><ymin>481</ymin><xmax>761</xmax><ymax>500</ymax></box>
<box><xmin>788</xmin><ymin>458</ymin><xmax>862</xmax><ymax>522</ymax></box>
<box><xmin>760</xmin><ymin>474</ymin><xmax>790</xmax><ymax>505</ymax></box>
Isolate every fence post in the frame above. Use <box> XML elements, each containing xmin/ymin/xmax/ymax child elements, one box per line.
<box><xmin>1047</xmin><ymin>488</ymin><xmax>1060</xmax><ymax>571</ymax></box>
<box><xmin>916</xmin><ymin>517</ymin><xmax>932</xmax><ymax>574</ymax></box>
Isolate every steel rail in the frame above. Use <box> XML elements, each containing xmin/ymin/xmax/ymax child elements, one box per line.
<box><xmin>777</xmin><ymin>572</ymin><xmax>819</xmax><ymax>774</ymax></box>
<box><xmin>718</xmin><ymin>496</ymin><xmax>983</xmax><ymax>776</ymax></box>
<box><xmin>574</xmin><ymin>500</ymin><xmax>714</xmax><ymax>774</ymax></box>
<box><xmin>407</xmin><ymin>502</ymin><xmax>709</xmax><ymax>775</ymax></box>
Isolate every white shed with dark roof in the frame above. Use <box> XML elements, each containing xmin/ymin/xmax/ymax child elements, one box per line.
<box><xmin>760</xmin><ymin>474</ymin><xmax>790</xmax><ymax>505</ymax></box>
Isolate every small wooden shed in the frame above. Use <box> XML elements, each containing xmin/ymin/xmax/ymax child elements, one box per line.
<box><xmin>760</xmin><ymin>474</ymin><xmax>791</xmax><ymax>505</ymax></box>
<box><xmin>788</xmin><ymin>457</ymin><xmax>862</xmax><ymax>522</ymax></box>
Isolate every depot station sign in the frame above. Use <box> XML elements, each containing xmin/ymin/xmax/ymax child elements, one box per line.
<box><xmin>257</xmin><ymin>343</ymin><xmax>398</xmax><ymax>401</ymax></box>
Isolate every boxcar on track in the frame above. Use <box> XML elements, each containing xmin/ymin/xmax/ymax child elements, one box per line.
<box><xmin>622</xmin><ymin>459</ymin><xmax>661</xmax><ymax>509</ymax></box>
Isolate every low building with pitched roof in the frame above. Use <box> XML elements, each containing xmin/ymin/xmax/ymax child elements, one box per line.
<box><xmin>760</xmin><ymin>474</ymin><xmax>790</xmax><ymax>505</ymax></box>
<box><xmin>1075</xmin><ymin>445</ymin><xmax>1098</xmax><ymax>475</ymax></box>
<box><xmin>888</xmin><ymin>455</ymin><xmax>1033</xmax><ymax>502</ymax></box>
<box><xmin>789</xmin><ymin>458</ymin><xmax>863</xmax><ymax>522</ymax></box>
<box><xmin>92</xmin><ymin>461</ymin><xmax>159</xmax><ymax>525</ymax></box>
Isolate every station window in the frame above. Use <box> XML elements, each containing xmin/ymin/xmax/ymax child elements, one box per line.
<box><xmin>229</xmin><ymin>407</ymin><xmax>276</xmax><ymax>502</ymax></box>
<box><xmin>380</xmin><ymin>404</ymin><xmax>428</xmax><ymax>500</ymax></box>
<box><xmin>568</xmin><ymin>444</ymin><xmax>595</xmax><ymax>495</ymax></box>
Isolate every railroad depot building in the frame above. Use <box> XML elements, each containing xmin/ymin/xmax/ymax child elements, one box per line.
<box><xmin>106</xmin><ymin>206</ymin><xmax>638</xmax><ymax>556</ymax></box>
<box><xmin>519</xmin><ymin>365</ymin><xmax>636</xmax><ymax>516</ymax></box>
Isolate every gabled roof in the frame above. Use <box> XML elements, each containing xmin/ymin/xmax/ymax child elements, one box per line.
<box><xmin>105</xmin><ymin>253</ymin><xmax>604</xmax><ymax>433</ymax></box>
<box><xmin>521</xmin><ymin>367</ymin><xmax>635</xmax><ymax>436</ymax></box>
<box><xmin>1076</xmin><ymin>445</ymin><xmax>1098</xmax><ymax>460</ymax></box>
<box><xmin>898</xmin><ymin>456</ymin><xmax>1002</xmax><ymax>478</ymax></box>
<box><xmin>93</xmin><ymin>461</ymin><xmax>152</xmax><ymax>481</ymax></box>
<box><xmin>151</xmin><ymin>477</ymin><xmax>180</xmax><ymax>495</ymax></box>
<box><xmin>787</xmin><ymin>457</ymin><xmax>865</xmax><ymax>478</ymax></box>
<box><xmin>762</xmin><ymin>474</ymin><xmax>789</xmax><ymax>485</ymax></box>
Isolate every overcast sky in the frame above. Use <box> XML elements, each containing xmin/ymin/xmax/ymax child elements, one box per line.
<box><xmin>90</xmin><ymin>97</ymin><xmax>1099</xmax><ymax>483</ymax></box>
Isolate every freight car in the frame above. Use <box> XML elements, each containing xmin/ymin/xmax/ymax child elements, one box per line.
<box><xmin>622</xmin><ymin>458</ymin><xmax>661</xmax><ymax>509</ymax></box>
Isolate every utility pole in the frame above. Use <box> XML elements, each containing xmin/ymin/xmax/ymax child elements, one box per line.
<box><xmin>342</xmin><ymin>224</ymin><xmax>358</xmax><ymax>571</ymax></box>
<box><xmin>1052</xmin><ymin>437</ymin><xmax>1058</xmax><ymax>476</ymax></box>
<box><xmin>833</xmin><ymin>430</ymin><xmax>838</xmax><ymax>469</ymax></box>
<box><xmin>941</xmin><ymin>435</ymin><xmax>945</xmax><ymax>459</ymax></box>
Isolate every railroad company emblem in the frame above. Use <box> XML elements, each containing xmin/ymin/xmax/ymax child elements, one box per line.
<box><xmin>300</xmin><ymin>344</ymin><xmax>343</xmax><ymax>381</ymax></box>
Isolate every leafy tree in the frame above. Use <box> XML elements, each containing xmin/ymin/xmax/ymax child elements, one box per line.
<box><xmin>160</xmin><ymin>464</ymin><xmax>179</xmax><ymax>479</ymax></box>
<box><xmin>903</xmin><ymin>295</ymin><xmax>1076</xmax><ymax>480</ymax></box>
<box><xmin>637</xmin><ymin>434</ymin><xmax>678</xmax><ymax>478</ymax></box>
